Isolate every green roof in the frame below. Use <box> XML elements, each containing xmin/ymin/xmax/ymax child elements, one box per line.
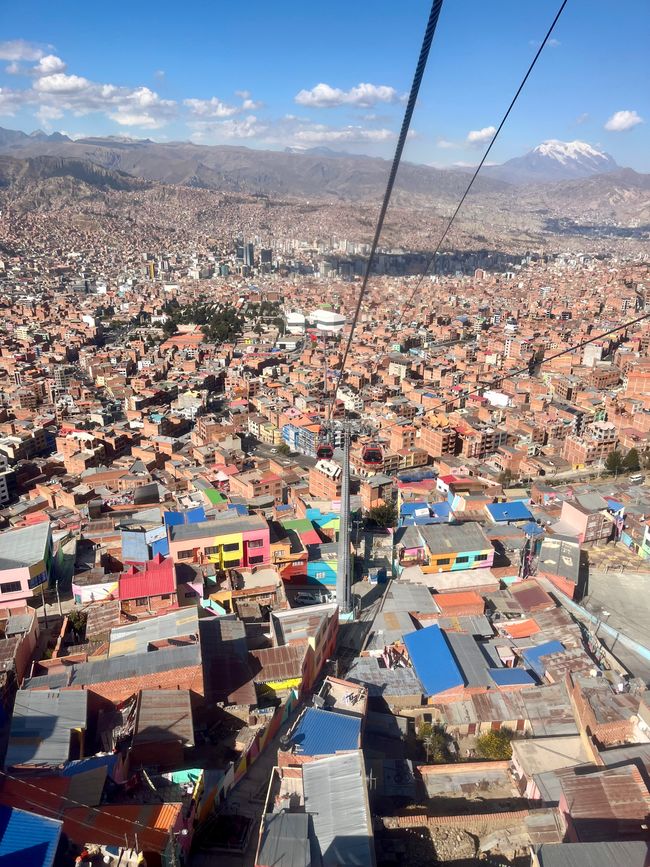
<box><xmin>204</xmin><ymin>488</ymin><xmax>226</xmax><ymax>505</ymax></box>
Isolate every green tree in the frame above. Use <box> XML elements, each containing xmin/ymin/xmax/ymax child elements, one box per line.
<box><xmin>498</xmin><ymin>469</ymin><xmax>513</xmax><ymax>488</ymax></box>
<box><xmin>418</xmin><ymin>722</ymin><xmax>453</xmax><ymax>763</ymax></box>
<box><xmin>605</xmin><ymin>450</ymin><xmax>624</xmax><ymax>476</ymax></box>
<box><xmin>623</xmin><ymin>447</ymin><xmax>641</xmax><ymax>473</ymax></box>
<box><xmin>369</xmin><ymin>501</ymin><xmax>398</xmax><ymax>529</ymax></box>
<box><xmin>476</xmin><ymin>728</ymin><xmax>513</xmax><ymax>760</ymax></box>
<box><xmin>276</xmin><ymin>443</ymin><xmax>292</xmax><ymax>456</ymax></box>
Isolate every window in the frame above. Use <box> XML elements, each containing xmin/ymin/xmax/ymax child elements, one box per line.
<box><xmin>223</xmin><ymin>542</ymin><xmax>239</xmax><ymax>552</ymax></box>
<box><xmin>436</xmin><ymin>558</ymin><xmax>450</xmax><ymax>566</ymax></box>
<box><xmin>224</xmin><ymin>558</ymin><xmax>241</xmax><ymax>568</ymax></box>
<box><xmin>136</xmin><ymin>597</ymin><xmax>147</xmax><ymax>606</ymax></box>
<box><xmin>28</xmin><ymin>571</ymin><xmax>48</xmax><ymax>588</ymax></box>
<box><xmin>475</xmin><ymin>553</ymin><xmax>489</xmax><ymax>562</ymax></box>
<box><xmin>314</xmin><ymin>570</ymin><xmax>326</xmax><ymax>579</ymax></box>
<box><xmin>249</xmin><ymin>555</ymin><xmax>264</xmax><ymax>565</ymax></box>
<box><xmin>1</xmin><ymin>581</ymin><xmax>21</xmax><ymax>594</ymax></box>
<box><xmin>456</xmin><ymin>556</ymin><xmax>469</xmax><ymax>564</ymax></box>
<box><xmin>161</xmin><ymin>594</ymin><xmax>171</xmax><ymax>601</ymax></box>
<box><xmin>177</xmin><ymin>549</ymin><xmax>193</xmax><ymax>560</ymax></box>
<box><xmin>248</xmin><ymin>539</ymin><xmax>264</xmax><ymax>549</ymax></box>
<box><xmin>204</xmin><ymin>546</ymin><xmax>220</xmax><ymax>555</ymax></box>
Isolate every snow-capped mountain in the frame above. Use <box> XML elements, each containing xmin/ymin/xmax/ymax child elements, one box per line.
<box><xmin>485</xmin><ymin>140</ymin><xmax>619</xmax><ymax>185</ymax></box>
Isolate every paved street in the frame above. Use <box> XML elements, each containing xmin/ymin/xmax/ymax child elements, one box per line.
<box><xmin>191</xmin><ymin>715</ymin><xmax>297</xmax><ymax>867</ymax></box>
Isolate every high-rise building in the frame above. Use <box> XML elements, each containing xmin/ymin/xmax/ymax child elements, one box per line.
<box><xmin>244</xmin><ymin>243</ymin><xmax>255</xmax><ymax>267</ymax></box>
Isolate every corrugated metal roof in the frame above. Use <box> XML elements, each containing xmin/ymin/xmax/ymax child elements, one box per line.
<box><xmin>85</xmin><ymin>599</ymin><xmax>121</xmax><ymax>639</ymax></box>
<box><xmin>417</xmin><ymin>521</ymin><xmax>491</xmax><ymax>554</ymax></box>
<box><xmin>432</xmin><ymin>614</ymin><xmax>494</xmax><ymax>637</ymax></box>
<box><xmin>0</xmin><ymin>521</ymin><xmax>50</xmax><ymax>570</ymax></box>
<box><xmin>522</xmin><ymin>640</ymin><xmax>566</xmax><ymax>678</ymax></box>
<box><xmin>118</xmin><ymin>555</ymin><xmax>175</xmax><ymax>601</ymax></box>
<box><xmin>381</xmin><ymin>580</ymin><xmax>439</xmax><ymax>614</ymax></box>
<box><xmin>199</xmin><ymin>617</ymin><xmax>256</xmax><ymax>706</ymax></box>
<box><xmin>345</xmin><ymin>657</ymin><xmax>423</xmax><ymax>698</ymax></box>
<box><xmin>486</xmin><ymin>501</ymin><xmax>533</xmax><ymax>522</ymax></box>
<box><xmin>289</xmin><ymin>708</ymin><xmax>361</xmax><ymax>756</ymax></box>
<box><xmin>537</xmin><ymin>840</ymin><xmax>650</xmax><ymax>867</ymax></box>
<box><xmin>510</xmin><ymin>579</ymin><xmax>555</xmax><ymax>612</ymax></box>
<box><xmin>521</xmin><ymin>683</ymin><xmax>578</xmax><ymax>737</ymax></box>
<box><xmin>488</xmin><ymin>667</ymin><xmax>535</xmax><ymax>687</ymax></box>
<box><xmin>0</xmin><ymin>804</ymin><xmax>62</xmax><ymax>867</ymax></box>
<box><xmin>445</xmin><ymin>631</ymin><xmax>493</xmax><ymax>688</ymax></box>
<box><xmin>134</xmin><ymin>689</ymin><xmax>194</xmax><ymax>747</ymax></box>
<box><xmin>434</xmin><ymin>591</ymin><xmax>484</xmax><ymax>612</ymax></box>
<box><xmin>403</xmin><ymin>625</ymin><xmax>463</xmax><ymax>697</ymax></box>
<box><xmin>251</xmin><ymin>644</ymin><xmax>306</xmax><ymax>683</ymax></box>
<box><xmin>109</xmin><ymin>608</ymin><xmax>199</xmax><ymax>657</ymax></box>
<box><xmin>558</xmin><ymin>765</ymin><xmax>650</xmax><ymax>842</ymax></box>
<box><xmin>6</xmin><ymin>689</ymin><xmax>87</xmax><ymax>768</ymax></box>
<box><xmin>168</xmin><ymin>513</ymin><xmax>267</xmax><ymax>542</ymax></box>
<box><xmin>24</xmin><ymin>643</ymin><xmax>202</xmax><ymax>690</ymax></box>
<box><xmin>258</xmin><ymin>812</ymin><xmax>311</xmax><ymax>867</ymax></box>
<box><xmin>302</xmin><ymin>751</ymin><xmax>375</xmax><ymax>867</ymax></box>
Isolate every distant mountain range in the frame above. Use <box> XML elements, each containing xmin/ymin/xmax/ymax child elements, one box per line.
<box><xmin>483</xmin><ymin>140</ymin><xmax>620</xmax><ymax>185</ymax></box>
<box><xmin>0</xmin><ymin>125</ymin><xmax>636</xmax><ymax>196</ymax></box>
<box><xmin>0</xmin><ymin>126</ymin><xmax>648</xmax><ymax>235</ymax></box>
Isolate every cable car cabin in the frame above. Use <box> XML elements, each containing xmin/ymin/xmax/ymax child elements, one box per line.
<box><xmin>362</xmin><ymin>443</ymin><xmax>383</xmax><ymax>466</ymax></box>
<box><xmin>316</xmin><ymin>443</ymin><xmax>334</xmax><ymax>460</ymax></box>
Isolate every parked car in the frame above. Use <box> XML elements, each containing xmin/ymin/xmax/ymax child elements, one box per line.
<box><xmin>293</xmin><ymin>591</ymin><xmax>335</xmax><ymax>606</ymax></box>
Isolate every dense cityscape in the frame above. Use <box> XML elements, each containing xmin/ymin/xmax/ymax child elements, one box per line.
<box><xmin>0</xmin><ymin>3</ymin><xmax>650</xmax><ymax>867</ymax></box>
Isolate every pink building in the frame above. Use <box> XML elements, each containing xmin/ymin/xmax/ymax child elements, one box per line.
<box><xmin>0</xmin><ymin>522</ymin><xmax>53</xmax><ymax>610</ymax></box>
<box><xmin>168</xmin><ymin>513</ymin><xmax>270</xmax><ymax>569</ymax></box>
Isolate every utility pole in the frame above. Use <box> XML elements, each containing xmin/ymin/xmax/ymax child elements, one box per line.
<box><xmin>336</xmin><ymin>425</ymin><xmax>352</xmax><ymax>615</ymax></box>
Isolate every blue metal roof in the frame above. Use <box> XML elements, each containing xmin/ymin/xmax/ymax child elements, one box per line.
<box><xmin>0</xmin><ymin>805</ymin><xmax>62</xmax><ymax>867</ymax></box>
<box><xmin>486</xmin><ymin>501</ymin><xmax>533</xmax><ymax>523</ymax></box>
<box><xmin>403</xmin><ymin>625</ymin><xmax>463</xmax><ymax>697</ymax></box>
<box><xmin>289</xmin><ymin>707</ymin><xmax>361</xmax><ymax>756</ymax></box>
<box><xmin>401</xmin><ymin>502</ymin><xmax>428</xmax><ymax>516</ymax></box>
<box><xmin>522</xmin><ymin>521</ymin><xmax>545</xmax><ymax>537</ymax></box>
<box><xmin>488</xmin><ymin>667</ymin><xmax>536</xmax><ymax>687</ymax></box>
<box><xmin>60</xmin><ymin>753</ymin><xmax>118</xmax><ymax>777</ymax></box>
<box><xmin>522</xmin><ymin>640</ymin><xmax>565</xmax><ymax>678</ymax></box>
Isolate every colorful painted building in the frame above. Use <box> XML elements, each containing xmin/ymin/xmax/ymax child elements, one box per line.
<box><xmin>168</xmin><ymin>514</ymin><xmax>270</xmax><ymax>569</ymax></box>
<box><xmin>0</xmin><ymin>522</ymin><xmax>53</xmax><ymax>610</ymax></box>
<box><xmin>416</xmin><ymin>522</ymin><xmax>494</xmax><ymax>573</ymax></box>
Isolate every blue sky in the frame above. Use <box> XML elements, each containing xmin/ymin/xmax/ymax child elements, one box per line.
<box><xmin>0</xmin><ymin>0</ymin><xmax>648</xmax><ymax>169</ymax></box>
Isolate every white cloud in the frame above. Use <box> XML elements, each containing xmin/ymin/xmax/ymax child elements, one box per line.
<box><xmin>0</xmin><ymin>39</ymin><xmax>45</xmax><ymax>62</ymax></box>
<box><xmin>5</xmin><ymin>61</ymin><xmax>22</xmax><ymax>75</ymax></box>
<box><xmin>436</xmin><ymin>137</ymin><xmax>456</xmax><ymax>149</ymax></box>
<box><xmin>295</xmin><ymin>82</ymin><xmax>400</xmax><ymax>108</ymax></box>
<box><xmin>0</xmin><ymin>87</ymin><xmax>25</xmax><ymax>116</ymax></box>
<box><xmin>604</xmin><ymin>109</ymin><xmax>643</xmax><ymax>132</ymax></box>
<box><xmin>190</xmin><ymin>115</ymin><xmax>267</xmax><ymax>141</ymax></box>
<box><xmin>575</xmin><ymin>112</ymin><xmax>589</xmax><ymax>125</ymax></box>
<box><xmin>36</xmin><ymin>104</ymin><xmax>63</xmax><ymax>126</ymax></box>
<box><xmin>34</xmin><ymin>73</ymin><xmax>91</xmax><ymax>94</ymax></box>
<box><xmin>154</xmin><ymin>69</ymin><xmax>166</xmax><ymax>80</ymax></box>
<box><xmin>466</xmin><ymin>125</ymin><xmax>496</xmax><ymax>146</ymax></box>
<box><xmin>34</xmin><ymin>54</ymin><xmax>67</xmax><ymax>76</ymax></box>
<box><xmin>184</xmin><ymin>97</ymin><xmax>241</xmax><ymax>118</ymax></box>
<box><xmin>529</xmin><ymin>37</ymin><xmax>561</xmax><ymax>48</ymax></box>
<box><xmin>191</xmin><ymin>114</ymin><xmax>396</xmax><ymax>147</ymax></box>
<box><xmin>293</xmin><ymin>124</ymin><xmax>394</xmax><ymax>143</ymax></box>
<box><xmin>185</xmin><ymin>93</ymin><xmax>262</xmax><ymax>118</ymax></box>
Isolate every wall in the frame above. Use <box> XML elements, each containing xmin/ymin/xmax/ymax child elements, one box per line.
<box><xmin>72</xmin><ymin>579</ymin><xmax>118</xmax><ymax>605</ymax></box>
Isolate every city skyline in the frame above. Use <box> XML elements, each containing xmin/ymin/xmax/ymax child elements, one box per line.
<box><xmin>0</xmin><ymin>0</ymin><xmax>648</xmax><ymax>170</ymax></box>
